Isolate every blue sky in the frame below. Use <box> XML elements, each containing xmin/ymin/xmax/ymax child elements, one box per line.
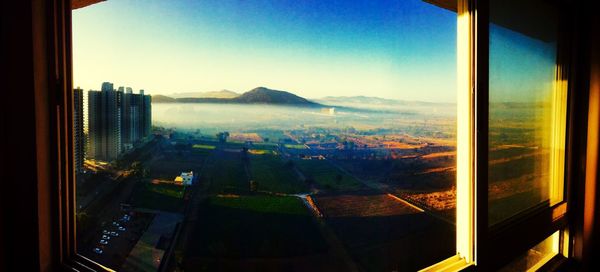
<box><xmin>73</xmin><ymin>0</ymin><xmax>457</xmax><ymax>102</ymax></box>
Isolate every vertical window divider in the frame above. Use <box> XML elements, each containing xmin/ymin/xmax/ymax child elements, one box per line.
<box><xmin>473</xmin><ymin>0</ymin><xmax>489</xmax><ymax>268</ymax></box>
<box><xmin>470</xmin><ymin>0</ymin><xmax>490</xmax><ymax>271</ymax></box>
<box><xmin>456</xmin><ymin>0</ymin><xmax>477</xmax><ymax>265</ymax></box>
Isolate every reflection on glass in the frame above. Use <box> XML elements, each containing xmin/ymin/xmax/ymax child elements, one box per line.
<box><xmin>498</xmin><ymin>231</ymin><xmax>560</xmax><ymax>272</ymax></box>
<box><xmin>488</xmin><ymin>0</ymin><xmax>566</xmax><ymax>225</ymax></box>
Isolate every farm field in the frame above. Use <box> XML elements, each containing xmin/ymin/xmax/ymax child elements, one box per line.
<box><xmin>130</xmin><ymin>182</ymin><xmax>185</xmax><ymax>212</ymax></box>
<box><xmin>145</xmin><ymin>141</ymin><xmax>208</xmax><ymax>181</ymax></box>
<box><xmin>313</xmin><ymin>192</ymin><xmax>420</xmax><ymax>218</ymax></box>
<box><xmin>147</xmin><ymin>159</ymin><xmax>202</xmax><ymax>180</ymax></box>
<box><xmin>183</xmin><ymin>195</ymin><xmax>333</xmax><ymax>271</ymax></box>
<box><xmin>250</xmin><ymin>154</ymin><xmax>309</xmax><ymax>194</ymax></box>
<box><xmin>294</xmin><ymin>159</ymin><xmax>363</xmax><ymax>192</ymax></box>
<box><xmin>204</xmin><ymin>151</ymin><xmax>248</xmax><ymax>194</ymax></box>
<box><xmin>284</xmin><ymin>144</ymin><xmax>307</xmax><ymax>149</ymax></box>
<box><xmin>488</xmin><ymin>148</ymin><xmax>548</xmax><ymax>225</ymax></box>
<box><xmin>399</xmin><ymin>189</ymin><xmax>456</xmax><ymax>221</ymax></box>
<box><xmin>313</xmin><ymin>193</ymin><xmax>455</xmax><ymax>272</ymax></box>
<box><xmin>192</xmin><ymin>144</ymin><xmax>216</xmax><ymax>150</ymax></box>
<box><xmin>335</xmin><ymin>159</ymin><xmax>394</xmax><ymax>182</ymax></box>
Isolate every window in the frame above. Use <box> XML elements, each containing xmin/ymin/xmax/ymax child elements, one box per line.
<box><xmin>498</xmin><ymin>231</ymin><xmax>560</xmax><ymax>272</ymax></box>
<box><xmin>54</xmin><ymin>0</ymin><xmax>583</xmax><ymax>271</ymax></box>
<box><xmin>71</xmin><ymin>1</ymin><xmax>458</xmax><ymax>271</ymax></box>
<box><xmin>488</xmin><ymin>0</ymin><xmax>566</xmax><ymax>226</ymax></box>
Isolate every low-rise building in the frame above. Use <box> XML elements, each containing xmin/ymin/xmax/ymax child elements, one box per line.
<box><xmin>174</xmin><ymin>171</ymin><xmax>195</xmax><ymax>186</ymax></box>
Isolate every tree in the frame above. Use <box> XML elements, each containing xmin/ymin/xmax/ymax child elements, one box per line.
<box><xmin>131</xmin><ymin>161</ymin><xmax>147</xmax><ymax>177</ymax></box>
<box><xmin>216</xmin><ymin>131</ymin><xmax>230</xmax><ymax>143</ymax></box>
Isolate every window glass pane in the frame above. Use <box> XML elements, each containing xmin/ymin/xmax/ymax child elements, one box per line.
<box><xmin>498</xmin><ymin>231</ymin><xmax>560</xmax><ymax>272</ymax></box>
<box><xmin>72</xmin><ymin>1</ymin><xmax>457</xmax><ymax>270</ymax></box>
<box><xmin>488</xmin><ymin>0</ymin><xmax>566</xmax><ymax>225</ymax></box>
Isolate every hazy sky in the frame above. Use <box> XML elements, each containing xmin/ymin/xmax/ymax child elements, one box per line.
<box><xmin>73</xmin><ymin>0</ymin><xmax>457</xmax><ymax>102</ymax></box>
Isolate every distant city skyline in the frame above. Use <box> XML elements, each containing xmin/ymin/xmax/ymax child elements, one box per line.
<box><xmin>73</xmin><ymin>0</ymin><xmax>457</xmax><ymax>103</ymax></box>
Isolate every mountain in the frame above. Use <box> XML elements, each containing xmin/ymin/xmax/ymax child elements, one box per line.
<box><xmin>232</xmin><ymin>87</ymin><xmax>318</xmax><ymax>105</ymax></box>
<box><xmin>171</xmin><ymin>90</ymin><xmax>239</xmax><ymax>99</ymax></box>
<box><xmin>315</xmin><ymin>96</ymin><xmax>453</xmax><ymax>107</ymax></box>
<box><xmin>151</xmin><ymin>95</ymin><xmax>177</xmax><ymax>103</ymax></box>
<box><xmin>152</xmin><ymin>87</ymin><xmax>319</xmax><ymax>106</ymax></box>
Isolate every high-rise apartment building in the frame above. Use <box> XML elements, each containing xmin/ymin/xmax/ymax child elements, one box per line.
<box><xmin>86</xmin><ymin>82</ymin><xmax>152</xmax><ymax>161</ymax></box>
<box><xmin>119</xmin><ymin>87</ymin><xmax>151</xmax><ymax>150</ymax></box>
<box><xmin>73</xmin><ymin>87</ymin><xmax>85</xmax><ymax>173</ymax></box>
<box><xmin>88</xmin><ymin>82</ymin><xmax>121</xmax><ymax>161</ymax></box>
<box><xmin>141</xmin><ymin>89</ymin><xmax>152</xmax><ymax>138</ymax></box>
<box><xmin>120</xmin><ymin>87</ymin><xmax>132</xmax><ymax>149</ymax></box>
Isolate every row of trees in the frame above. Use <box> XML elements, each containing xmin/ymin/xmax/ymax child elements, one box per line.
<box><xmin>216</xmin><ymin>131</ymin><xmax>230</xmax><ymax>143</ymax></box>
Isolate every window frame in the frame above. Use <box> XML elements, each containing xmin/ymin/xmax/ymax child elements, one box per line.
<box><xmin>472</xmin><ymin>0</ymin><xmax>582</xmax><ymax>270</ymax></box>
<box><xmin>476</xmin><ymin>0</ymin><xmax>575</xmax><ymax>270</ymax></box>
<box><xmin>52</xmin><ymin>0</ymin><xmax>586</xmax><ymax>271</ymax></box>
<box><xmin>426</xmin><ymin>0</ymin><xmax>578</xmax><ymax>270</ymax></box>
<box><xmin>48</xmin><ymin>1</ymin><xmax>115</xmax><ymax>271</ymax></box>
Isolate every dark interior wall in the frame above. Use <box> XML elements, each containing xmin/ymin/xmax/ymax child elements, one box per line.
<box><xmin>1</xmin><ymin>0</ymin><xmax>41</xmax><ymax>271</ymax></box>
<box><xmin>1</xmin><ymin>0</ymin><xmax>57</xmax><ymax>271</ymax></box>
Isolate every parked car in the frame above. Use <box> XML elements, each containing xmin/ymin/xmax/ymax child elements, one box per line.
<box><xmin>93</xmin><ymin>248</ymin><xmax>103</xmax><ymax>254</ymax></box>
<box><xmin>118</xmin><ymin>226</ymin><xmax>126</xmax><ymax>231</ymax></box>
<box><xmin>102</xmin><ymin>235</ymin><xmax>110</xmax><ymax>240</ymax></box>
<box><xmin>112</xmin><ymin>221</ymin><xmax>120</xmax><ymax>227</ymax></box>
<box><xmin>99</xmin><ymin>239</ymin><xmax>108</xmax><ymax>245</ymax></box>
<box><xmin>109</xmin><ymin>231</ymin><xmax>119</xmax><ymax>237</ymax></box>
<box><xmin>102</xmin><ymin>230</ymin><xmax>109</xmax><ymax>235</ymax></box>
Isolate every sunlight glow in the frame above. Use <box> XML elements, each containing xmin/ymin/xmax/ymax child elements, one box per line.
<box><xmin>549</xmin><ymin>65</ymin><xmax>568</xmax><ymax>206</ymax></box>
<box><xmin>525</xmin><ymin>231</ymin><xmax>560</xmax><ymax>272</ymax></box>
<box><xmin>456</xmin><ymin>0</ymin><xmax>475</xmax><ymax>264</ymax></box>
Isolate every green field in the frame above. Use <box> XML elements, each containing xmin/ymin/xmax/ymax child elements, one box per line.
<box><xmin>145</xmin><ymin>140</ymin><xmax>208</xmax><ymax>180</ymax></box>
<box><xmin>185</xmin><ymin>195</ymin><xmax>328</xmax><ymax>262</ymax></box>
<box><xmin>211</xmin><ymin>195</ymin><xmax>308</xmax><ymax>215</ymax></box>
<box><xmin>147</xmin><ymin>158</ymin><xmax>202</xmax><ymax>180</ymax></box>
<box><xmin>250</xmin><ymin>154</ymin><xmax>309</xmax><ymax>194</ymax></box>
<box><xmin>192</xmin><ymin>144</ymin><xmax>216</xmax><ymax>150</ymax></box>
<box><xmin>204</xmin><ymin>152</ymin><xmax>248</xmax><ymax>194</ymax></box>
<box><xmin>295</xmin><ymin>159</ymin><xmax>363</xmax><ymax>191</ymax></box>
<box><xmin>248</xmin><ymin>149</ymin><xmax>276</xmax><ymax>155</ymax></box>
<box><xmin>284</xmin><ymin>144</ymin><xmax>307</xmax><ymax>149</ymax></box>
<box><xmin>249</xmin><ymin>142</ymin><xmax>278</xmax><ymax>150</ymax></box>
<box><xmin>130</xmin><ymin>182</ymin><xmax>185</xmax><ymax>212</ymax></box>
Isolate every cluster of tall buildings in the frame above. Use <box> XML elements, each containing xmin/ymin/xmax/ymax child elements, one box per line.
<box><xmin>73</xmin><ymin>82</ymin><xmax>152</xmax><ymax>172</ymax></box>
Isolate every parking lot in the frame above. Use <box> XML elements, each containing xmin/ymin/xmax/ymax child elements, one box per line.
<box><xmin>85</xmin><ymin>211</ymin><xmax>155</xmax><ymax>269</ymax></box>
